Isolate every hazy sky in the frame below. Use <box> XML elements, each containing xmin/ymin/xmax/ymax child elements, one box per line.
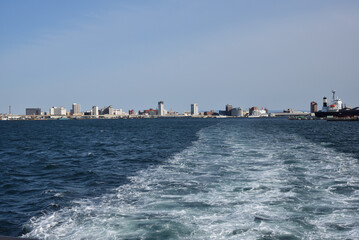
<box><xmin>1</xmin><ymin>0</ymin><xmax>359</xmax><ymax>114</ymax></box>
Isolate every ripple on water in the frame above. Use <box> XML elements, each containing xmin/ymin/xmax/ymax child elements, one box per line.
<box><xmin>1</xmin><ymin>119</ymin><xmax>358</xmax><ymax>239</ymax></box>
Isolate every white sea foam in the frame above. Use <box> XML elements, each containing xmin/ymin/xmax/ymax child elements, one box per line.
<box><xmin>24</xmin><ymin>121</ymin><xmax>359</xmax><ymax>239</ymax></box>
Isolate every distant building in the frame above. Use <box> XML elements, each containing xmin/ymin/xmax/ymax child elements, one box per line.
<box><xmin>204</xmin><ymin>111</ymin><xmax>214</xmax><ymax>116</ymax></box>
<box><xmin>310</xmin><ymin>102</ymin><xmax>318</xmax><ymax>113</ymax></box>
<box><xmin>140</xmin><ymin>108</ymin><xmax>157</xmax><ymax>116</ymax></box>
<box><xmin>26</xmin><ymin>108</ymin><xmax>41</xmax><ymax>115</ymax></box>
<box><xmin>191</xmin><ymin>103</ymin><xmax>199</xmax><ymax>115</ymax></box>
<box><xmin>183</xmin><ymin>111</ymin><xmax>191</xmax><ymax>116</ymax></box>
<box><xmin>71</xmin><ymin>103</ymin><xmax>81</xmax><ymax>115</ymax></box>
<box><xmin>249</xmin><ymin>107</ymin><xmax>259</xmax><ymax>116</ymax></box>
<box><xmin>100</xmin><ymin>106</ymin><xmax>114</xmax><ymax>115</ymax></box>
<box><xmin>50</xmin><ymin>107</ymin><xmax>66</xmax><ymax>116</ymax></box>
<box><xmin>219</xmin><ymin>110</ymin><xmax>227</xmax><ymax>116</ymax></box>
<box><xmin>92</xmin><ymin>106</ymin><xmax>99</xmax><ymax>116</ymax></box>
<box><xmin>129</xmin><ymin>109</ymin><xmax>135</xmax><ymax>115</ymax></box>
<box><xmin>158</xmin><ymin>101</ymin><xmax>164</xmax><ymax>116</ymax></box>
<box><xmin>167</xmin><ymin>110</ymin><xmax>178</xmax><ymax>116</ymax></box>
<box><xmin>113</xmin><ymin>109</ymin><xmax>123</xmax><ymax>115</ymax></box>
<box><xmin>283</xmin><ymin>108</ymin><xmax>294</xmax><ymax>113</ymax></box>
<box><xmin>231</xmin><ymin>107</ymin><xmax>244</xmax><ymax>117</ymax></box>
<box><xmin>204</xmin><ymin>110</ymin><xmax>218</xmax><ymax>116</ymax></box>
<box><xmin>226</xmin><ymin>104</ymin><xmax>233</xmax><ymax>116</ymax></box>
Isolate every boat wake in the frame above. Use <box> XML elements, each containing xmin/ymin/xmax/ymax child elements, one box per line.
<box><xmin>24</xmin><ymin>121</ymin><xmax>359</xmax><ymax>239</ymax></box>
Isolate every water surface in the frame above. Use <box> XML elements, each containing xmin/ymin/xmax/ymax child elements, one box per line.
<box><xmin>1</xmin><ymin>118</ymin><xmax>358</xmax><ymax>239</ymax></box>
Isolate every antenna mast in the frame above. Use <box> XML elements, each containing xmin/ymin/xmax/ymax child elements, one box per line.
<box><xmin>332</xmin><ymin>90</ymin><xmax>336</xmax><ymax>101</ymax></box>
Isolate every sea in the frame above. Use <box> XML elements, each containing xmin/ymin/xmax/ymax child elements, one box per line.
<box><xmin>0</xmin><ymin>118</ymin><xmax>359</xmax><ymax>240</ymax></box>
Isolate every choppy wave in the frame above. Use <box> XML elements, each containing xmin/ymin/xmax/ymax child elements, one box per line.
<box><xmin>24</xmin><ymin>120</ymin><xmax>359</xmax><ymax>239</ymax></box>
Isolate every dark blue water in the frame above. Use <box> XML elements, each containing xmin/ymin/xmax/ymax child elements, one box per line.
<box><xmin>1</xmin><ymin>118</ymin><xmax>359</xmax><ymax>239</ymax></box>
<box><xmin>0</xmin><ymin>119</ymin><xmax>215</xmax><ymax>237</ymax></box>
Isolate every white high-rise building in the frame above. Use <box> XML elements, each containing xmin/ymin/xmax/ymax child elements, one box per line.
<box><xmin>92</xmin><ymin>106</ymin><xmax>99</xmax><ymax>116</ymax></box>
<box><xmin>158</xmin><ymin>101</ymin><xmax>164</xmax><ymax>116</ymax></box>
<box><xmin>50</xmin><ymin>107</ymin><xmax>66</xmax><ymax>116</ymax></box>
<box><xmin>191</xmin><ymin>103</ymin><xmax>199</xmax><ymax>115</ymax></box>
<box><xmin>108</xmin><ymin>106</ymin><xmax>114</xmax><ymax>115</ymax></box>
<box><xmin>72</xmin><ymin>103</ymin><xmax>81</xmax><ymax>115</ymax></box>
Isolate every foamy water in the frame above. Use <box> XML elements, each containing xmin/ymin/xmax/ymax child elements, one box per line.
<box><xmin>23</xmin><ymin>120</ymin><xmax>359</xmax><ymax>239</ymax></box>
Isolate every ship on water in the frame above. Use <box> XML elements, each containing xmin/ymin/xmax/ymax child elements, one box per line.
<box><xmin>315</xmin><ymin>90</ymin><xmax>359</xmax><ymax>118</ymax></box>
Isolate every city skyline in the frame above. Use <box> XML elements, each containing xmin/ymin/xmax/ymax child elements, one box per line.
<box><xmin>3</xmin><ymin>101</ymin><xmax>306</xmax><ymax>116</ymax></box>
<box><xmin>0</xmin><ymin>92</ymin><xmax>350</xmax><ymax>115</ymax></box>
<box><xmin>1</xmin><ymin>1</ymin><xmax>359</xmax><ymax>114</ymax></box>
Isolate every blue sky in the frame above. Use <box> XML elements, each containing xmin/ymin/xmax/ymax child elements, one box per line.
<box><xmin>1</xmin><ymin>1</ymin><xmax>359</xmax><ymax>114</ymax></box>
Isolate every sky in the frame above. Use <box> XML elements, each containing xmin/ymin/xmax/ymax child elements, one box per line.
<box><xmin>1</xmin><ymin>0</ymin><xmax>359</xmax><ymax>114</ymax></box>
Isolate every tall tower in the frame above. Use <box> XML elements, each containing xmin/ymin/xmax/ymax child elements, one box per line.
<box><xmin>226</xmin><ymin>104</ymin><xmax>232</xmax><ymax>116</ymax></box>
<box><xmin>92</xmin><ymin>106</ymin><xmax>99</xmax><ymax>116</ymax></box>
<box><xmin>72</xmin><ymin>103</ymin><xmax>81</xmax><ymax>115</ymax></box>
<box><xmin>310</xmin><ymin>102</ymin><xmax>318</xmax><ymax>113</ymax></box>
<box><xmin>191</xmin><ymin>103</ymin><xmax>198</xmax><ymax>115</ymax></box>
<box><xmin>158</xmin><ymin>101</ymin><xmax>164</xmax><ymax>116</ymax></box>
